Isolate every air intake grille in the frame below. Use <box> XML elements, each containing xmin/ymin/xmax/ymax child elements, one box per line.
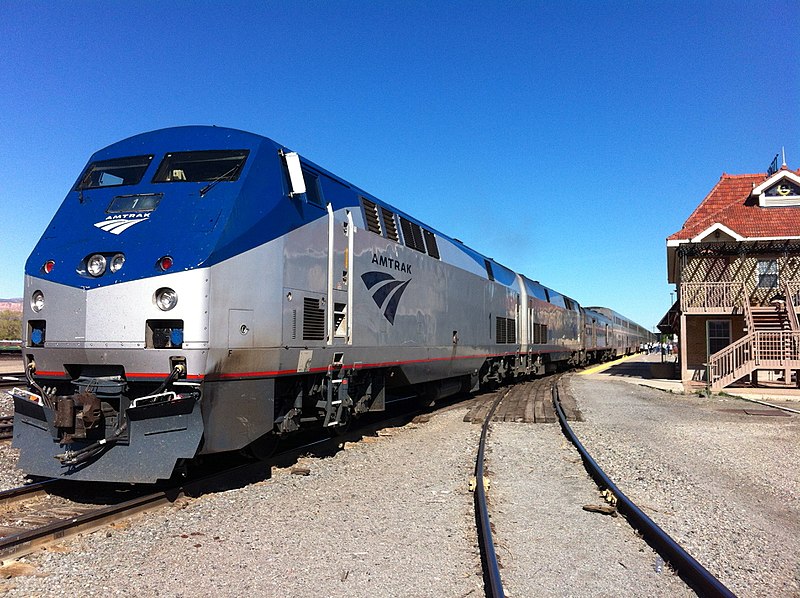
<box><xmin>423</xmin><ymin>229</ymin><xmax>440</xmax><ymax>259</ymax></box>
<box><xmin>303</xmin><ymin>297</ymin><xmax>325</xmax><ymax>340</ymax></box>
<box><xmin>400</xmin><ymin>217</ymin><xmax>425</xmax><ymax>253</ymax></box>
<box><xmin>362</xmin><ymin>198</ymin><xmax>382</xmax><ymax>235</ymax></box>
<box><xmin>496</xmin><ymin>317</ymin><xmax>516</xmax><ymax>344</ymax></box>
<box><xmin>381</xmin><ymin>208</ymin><xmax>399</xmax><ymax>241</ymax></box>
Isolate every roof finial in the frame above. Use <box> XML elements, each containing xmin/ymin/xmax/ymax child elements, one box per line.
<box><xmin>782</xmin><ymin>146</ymin><xmax>787</xmax><ymax>167</ymax></box>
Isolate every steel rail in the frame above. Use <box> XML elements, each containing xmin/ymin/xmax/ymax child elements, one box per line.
<box><xmin>0</xmin><ymin>479</ymin><xmax>59</xmax><ymax>507</ymax></box>
<box><xmin>0</xmin><ymin>401</ymin><xmax>433</xmax><ymax>560</ymax></box>
<box><xmin>0</xmin><ymin>486</ymin><xmax>175</xmax><ymax>559</ymax></box>
<box><xmin>552</xmin><ymin>382</ymin><xmax>736</xmax><ymax>598</ymax></box>
<box><xmin>474</xmin><ymin>389</ymin><xmax>507</xmax><ymax>598</ymax></box>
<box><xmin>0</xmin><ymin>373</ymin><xmax>26</xmax><ymax>389</ymax></box>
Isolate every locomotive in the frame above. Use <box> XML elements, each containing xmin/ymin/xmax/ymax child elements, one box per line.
<box><xmin>13</xmin><ymin>126</ymin><xmax>652</xmax><ymax>483</ymax></box>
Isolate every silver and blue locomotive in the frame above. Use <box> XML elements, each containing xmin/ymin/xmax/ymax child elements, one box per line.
<box><xmin>14</xmin><ymin>126</ymin><xmax>651</xmax><ymax>483</ymax></box>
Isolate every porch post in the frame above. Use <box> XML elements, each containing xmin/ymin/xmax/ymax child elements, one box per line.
<box><xmin>680</xmin><ymin>313</ymin><xmax>689</xmax><ymax>384</ymax></box>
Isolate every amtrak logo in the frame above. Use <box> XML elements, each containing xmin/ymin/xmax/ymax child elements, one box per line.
<box><xmin>94</xmin><ymin>214</ymin><xmax>149</xmax><ymax>235</ymax></box>
<box><xmin>361</xmin><ymin>271</ymin><xmax>411</xmax><ymax>325</ymax></box>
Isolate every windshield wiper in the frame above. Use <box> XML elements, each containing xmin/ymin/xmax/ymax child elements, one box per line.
<box><xmin>199</xmin><ymin>163</ymin><xmax>242</xmax><ymax>197</ymax></box>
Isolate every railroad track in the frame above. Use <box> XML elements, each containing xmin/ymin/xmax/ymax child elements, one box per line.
<box><xmin>0</xmin><ymin>401</ymin><xmax>431</xmax><ymax>561</ymax></box>
<box><xmin>0</xmin><ymin>373</ymin><xmax>26</xmax><ymax>391</ymax></box>
<box><xmin>471</xmin><ymin>375</ymin><xmax>736</xmax><ymax>598</ymax></box>
<box><xmin>551</xmin><ymin>379</ymin><xmax>735</xmax><ymax>597</ymax></box>
<box><xmin>0</xmin><ymin>374</ymin><xmax>23</xmax><ymax>441</ymax></box>
<box><xmin>0</xmin><ymin>416</ymin><xmax>12</xmax><ymax>441</ymax></box>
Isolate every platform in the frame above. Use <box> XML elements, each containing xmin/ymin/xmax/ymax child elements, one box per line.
<box><xmin>581</xmin><ymin>352</ymin><xmax>800</xmax><ymax>407</ymax></box>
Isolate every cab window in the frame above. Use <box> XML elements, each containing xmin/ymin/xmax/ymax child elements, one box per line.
<box><xmin>152</xmin><ymin>150</ymin><xmax>249</xmax><ymax>183</ymax></box>
<box><xmin>76</xmin><ymin>155</ymin><xmax>154</xmax><ymax>190</ymax></box>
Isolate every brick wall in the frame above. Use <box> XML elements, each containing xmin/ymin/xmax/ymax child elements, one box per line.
<box><xmin>684</xmin><ymin>314</ymin><xmax>746</xmax><ymax>370</ymax></box>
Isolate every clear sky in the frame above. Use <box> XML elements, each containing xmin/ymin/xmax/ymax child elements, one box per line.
<box><xmin>1</xmin><ymin>1</ymin><xmax>798</xmax><ymax>331</ymax></box>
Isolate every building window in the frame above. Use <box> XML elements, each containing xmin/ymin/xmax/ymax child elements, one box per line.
<box><xmin>756</xmin><ymin>259</ymin><xmax>778</xmax><ymax>288</ymax></box>
<box><xmin>707</xmin><ymin>320</ymin><xmax>731</xmax><ymax>355</ymax></box>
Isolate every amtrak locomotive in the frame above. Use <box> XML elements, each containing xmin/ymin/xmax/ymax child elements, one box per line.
<box><xmin>14</xmin><ymin>126</ymin><xmax>652</xmax><ymax>483</ymax></box>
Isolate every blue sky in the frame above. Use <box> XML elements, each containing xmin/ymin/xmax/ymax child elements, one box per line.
<box><xmin>1</xmin><ymin>1</ymin><xmax>798</xmax><ymax>331</ymax></box>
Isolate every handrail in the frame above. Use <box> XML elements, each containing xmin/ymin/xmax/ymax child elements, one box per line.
<box><xmin>786</xmin><ymin>282</ymin><xmax>800</xmax><ymax>309</ymax></box>
<box><xmin>743</xmin><ymin>299</ymin><xmax>755</xmax><ymax>335</ymax></box>
<box><xmin>679</xmin><ymin>282</ymin><xmax>745</xmax><ymax>312</ymax></box>
<box><xmin>711</xmin><ymin>330</ymin><xmax>800</xmax><ymax>389</ymax></box>
<box><xmin>753</xmin><ymin>330</ymin><xmax>800</xmax><ymax>365</ymax></box>
<box><xmin>781</xmin><ymin>281</ymin><xmax>800</xmax><ymax>332</ymax></box>
<box><xmin>709</xmin><ymin>334</ymin><xmax>752</xmax><ymax>387</ymax></box>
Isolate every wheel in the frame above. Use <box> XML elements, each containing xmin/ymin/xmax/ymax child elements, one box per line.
<box><xmin>245</xmin><ymin>432</ymin><xmax>280</xmax><ymax>460</ymax></box>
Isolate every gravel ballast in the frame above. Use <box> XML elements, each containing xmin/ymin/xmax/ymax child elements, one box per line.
<box><xmin>0</xmin><ymin>407</ymin><xmax>483</xmax><ymax>597</ymax></box>
<box><xmin>0</xmin><ymin>371</ymin><xmax>797</xmax><ymax>596</ymax></box>
<box><xmin>567</xmin><ymin>374</ymin><xmax>800</xmax><ymax>597</ymax></box>
<box><xmin>487</xmin><ymin>419</ymin><xmax>692</xmax><ymax>597</ymax></box>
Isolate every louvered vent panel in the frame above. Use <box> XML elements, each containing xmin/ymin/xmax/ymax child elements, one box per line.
<box><xmin>411</xmin><ymin>222</ymin><xmax>425</xmax><ymax>253</ymax></box>
<box><xmin>496</xmin><ymin>317</ymin><xmax>507</xmax><ymax>344</ymax></box>
<box><xmin>303</xmin><ymin>297</ymin><xmax>325</xmax><ymax>340</ymax></box>
<box><xmin>381</xmin><ymin>208</ymin><xmax>399</xmax><ymax>241</ymax></box>
<box><xmin>362</xmin><ymin>198</ymin><xmax>382</xmax><ymax>236</ymax></box>
<box><xmin>507</xmin><ymin>318</ymin><xmax>516</xmax><ymax>344</ymax></box>
<box><xmin>399</xmin><ymin>217</ymin><xmax>415</xmax><ymax>249</ymax></box>
<box><xmin>423</xmin><ymin>229</ymin><xmax>440</xmax><ymax>259</ymax></box>
<box><xmin>400</xmin><ymin>217</ymin><xmax>425</xmax><ymax>252</ymax></box>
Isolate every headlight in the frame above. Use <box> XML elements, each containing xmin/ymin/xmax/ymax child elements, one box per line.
<box><xmin>31</xmin><ymin>290</ymin><xmax>44</xmax><ymax>312</ymax></box>
<box><xmin>110</xmin><ymin>253</ymin><xmax>125</xmax><ymax>273</ymax></box>
<box><xmin>87</xmin><ymin>254</ymin><xmax>107</xmax><ymax>277</ymax></box>
<box><xmin>155</xmin><ymin>287</ymin><xmax>178</xmax><ymax>311</ymax></box>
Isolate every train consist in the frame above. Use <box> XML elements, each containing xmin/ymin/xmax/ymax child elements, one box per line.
<box><xmin>14</xmin><ymin>126</ymin><xmax>652</xmax><ymax>483</ymax></box>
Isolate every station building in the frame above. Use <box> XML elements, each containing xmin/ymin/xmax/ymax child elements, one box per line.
<box><xmin>665</xmin><ymin>163</ymin><xmax>800</xmax><ymax>390</ymax></box>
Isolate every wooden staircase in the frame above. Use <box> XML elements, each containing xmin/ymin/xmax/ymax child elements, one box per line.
<box><xmin>749</xmin><ymin>305</ymin><xmax>792</xmax><ymax>333</ymax></box>
<box><xmin>709</xmin><ymin>291</ymin><xmax>800</xmax><ymax>390</ymax></box>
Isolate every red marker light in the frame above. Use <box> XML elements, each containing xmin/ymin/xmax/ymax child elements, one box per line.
<box><xmin>43</xmin><ymin>260</ymin><xmax>55</xmax><ymax>274</ymax></box>
<box><xmin>158</xmin><ymin>256</ymin><xmax>174</xmax><ymax>271</ymax></box>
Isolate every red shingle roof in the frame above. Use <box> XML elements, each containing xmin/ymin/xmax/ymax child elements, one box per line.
<box><xmin>668</xmin><ymin>168</ymin><xmax>800</xmax><ymax>241</ymax></box>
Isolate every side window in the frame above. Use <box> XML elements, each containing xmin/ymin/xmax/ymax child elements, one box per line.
<box><xmin>757</xmin><ymin>259</ymin><xmax>778</xmax><ymax>288</ymax></box>
<box><xmin>302</xmin><ymin>169</ymin><xmax>324</xmax><ymax>207</ymax></box>
<box><xmin>707</xmin><ymin>320</ymin><xmax>731</xmax><ymax>354</ymax></box>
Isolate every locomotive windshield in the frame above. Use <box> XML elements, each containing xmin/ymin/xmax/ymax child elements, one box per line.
<box><xmin>152</xmin><ymin>150</ymin><xmax>249</xmax><ymax>183</ymax></box>
<box><xmin>76</xmin><ymin>155</ymin><xmax>154</xmax><ymax>190</ymax></box>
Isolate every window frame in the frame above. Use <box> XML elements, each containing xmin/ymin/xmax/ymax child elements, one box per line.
<box><xmin>706</xmin><ymin>319</ymin><xmax>731</xmax><ymax>356</ymax></box>
<box><xmin>151</xmin><ymin>149</ymin><xmax>249</xmax><ymax>184</ymax></box>
<box><xmin>756</xmin><ymin>259</ymin><xmax>778</xmax><ymax>288</ymax></box>
<box><xmin>75</xmin><ymin>155</ymin><xmax>154</xmax><ymax>190</ymax></box>
<box><xmin>301</xmin><ymin>168</ymin><xmax>325</xmax><ymax>208</ymax></box>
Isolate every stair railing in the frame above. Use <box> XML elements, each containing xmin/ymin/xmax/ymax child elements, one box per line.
<box><xmin>742</xmin><ymin>297</ymin><xmax>755</xmax><ymax>335</ymax></box>
<box><xmin>709</xmin><ymin>334</ymin><xmax>754</xmax><ymax>390</ymax></box>
<box><xmin>781</xmin><ymin>281</ymin><xmax>800</xmax><ymax>332</ymax></box>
